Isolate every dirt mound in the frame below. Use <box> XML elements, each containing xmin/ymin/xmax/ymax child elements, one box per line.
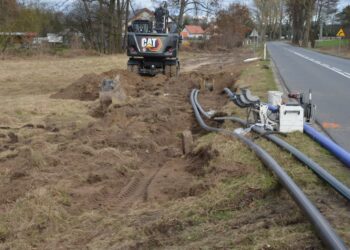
<box><xmin>50</xmin><ymin>59</ymin><xmax>241</xmax><ymax>102</ymax></box>
<box><xmin>51</xmin><ymin>73</ymin><xmax>102</xmax><ymax>100</ymax></box>
<box><xmin>51</xmin><ymin>69</ymin><xmax>141</xmax><ymax>101</ymax></box>
<box><xmin>1</xmin><ymin>58</ymin><xmax>243</xmax><ymax>215</ymax></box>
<box><xmin>0</xmin><ymin>50</ymin><xmax>262</xmax><ymax>249</ymax></box>
<box><xmin>187</xmin><ymin>144</ymin><xmax>219</xmax><ymax>176</ymax></box>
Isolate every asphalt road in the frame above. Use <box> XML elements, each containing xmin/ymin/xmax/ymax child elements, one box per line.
<box><xmin>267</xmin><ymin>41</ymin><xmax>350</xmax><ymax>151</ymax></box>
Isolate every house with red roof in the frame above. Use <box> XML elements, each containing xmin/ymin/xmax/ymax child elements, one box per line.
<box><xmin>128</xmin><ymin>8</ymin><xmax>155</xmax><ymax>25</ymax></box>
<box><xmin>181</xmin><ymin>25</ymin><xmax>205</xmax><ymax>39</ymax></box>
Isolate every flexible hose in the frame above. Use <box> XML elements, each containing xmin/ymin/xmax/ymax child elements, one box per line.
<box><xmin>214</xmin><ymin>116</ymin><xmax>350</xmax><ymax>202</ymax></box>
<box><xmin>223</xmin><ymin>88</ymin><xmax>278</xmax><ymax>112</ymax></box>
<box><xmin>224</xmin><ymin>88</ymin><xmax>350</xmax><ymax>167</ymax></box>
<box><xmin>220</xmin><ymin>89</ymin><xmax>350</xmax><ymax>201</ymax></box>
<box><xmin>194</xmin><ymin>90</ymin><xmax>211</xmax><ymax>119</ymax></box>
<box><xmin>303</xmin><ymin>124</ymin><xmax>350</xmax><ymax>168</ymax></box>
<box><xmin>224</xmin><ymin>87</ymin><xmax>235</xmax><ymax>98</ymax></box>
<box><xmin>190</xmin><ymin>89</ymin><xmax>347</xmax><ymax>250</ymax></box>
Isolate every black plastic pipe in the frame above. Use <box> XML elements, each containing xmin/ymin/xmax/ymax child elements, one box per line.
<box><xmin>218</xmin><ymin>90</ymin><xmax>350</xmax><ymax>201</ymax></box>
<box><xmin>215</xmin><ymin>116</ymin><xmax>350</xmax><ymax>202</ymax></box>
<box><xmin>225</xmin><ymin>87</ymin><xmax>350</xmax><ymax>168</ymax></box>
<box><xmin>193</xmin><ymin>90</ymin><xmax>212</xmax><ymax>119</ymax></box>
<box><xmin>190</xmin><ymin>89</ymin><xmax>347</xmax><ymax>250</ymax></box>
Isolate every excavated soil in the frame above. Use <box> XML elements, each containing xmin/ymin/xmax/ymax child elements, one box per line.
<box><xmin>0</xmin><ymin>51</ymin><xmax>246</xmax><ymax>217</ymax></box>
<box><xmin>1</xmin><ymin>50</ymin><xmax>350</xmax><ymax>249</ymax></box>
<box><xmin>50</xmin><ymin>69</ymin><xmax>140</xmax><ymax>101</ymax></box>
<box><xmin>13</xmin><ymin>50</ymin><xmax>336</xmax><ymax>249</ymax></box>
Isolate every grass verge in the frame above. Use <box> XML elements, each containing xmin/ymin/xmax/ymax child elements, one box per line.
<box><xmin>0</xmin><ymin>50</ymin><xmax>349</xmax><ymax>249</ymax></box>
<box><xmin>109</xmin><ymin>57</ymin><xmax>350</xmax><ymax>249</ymax></box>
<box><xmin>313</xmin><ymin>39</ymin><xmax>350</xmax><ymax>59</ymax></box>
<box><xmin>222</xmin><ymin>57</ymin><xmax>350</xmax><ymax>245</ymax></box>
<box><xmin>144</xmin><ymin>56</ymin><xmax>350</xmax><ymax>249</ymax></box>
<box><xmin>315</xmin><ymin>39</ymin><xmax>349</xmax><ymax>48</ymax></box>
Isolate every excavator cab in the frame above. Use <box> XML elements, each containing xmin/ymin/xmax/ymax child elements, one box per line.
<box><xmin>130</xmin><ymin>20</ymin><xmax>153</xmax><ymax>33</ymax></box>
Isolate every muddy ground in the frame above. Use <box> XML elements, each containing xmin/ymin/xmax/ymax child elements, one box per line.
<box><xmin>0</xmin><ymin>51</ymin><xmax>244</xmax><ymax>247</ymax></box>
<box><xmin>0</xmin><ymin>50</ymin><xmax>349</xmax><ymax>249</ymax></box>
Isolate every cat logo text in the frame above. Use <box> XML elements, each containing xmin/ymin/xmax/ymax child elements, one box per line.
<box><xmin>141</xmin><ymin>37</ymin><xmax>162</xmax><ymax>52</ymax></box>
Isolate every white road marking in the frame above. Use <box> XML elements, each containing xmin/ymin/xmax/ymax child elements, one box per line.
<box><xmin>287</xmin><ymin>49</ymin><xmax>350</xmax><ymax>80</ymax></box>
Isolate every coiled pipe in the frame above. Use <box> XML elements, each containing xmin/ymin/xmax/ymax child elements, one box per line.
<box><xmin>223</xmin><ymin>88</ymin><xmax>350</xmax><ymax>168</ymax></box>
<box><xmin>215</xmin><ymin>116</ymin><xmax>350</xmax><ymax>202</ymax></box>
<box><xmin>191</xmin><ymin>89</ymin><xmax>347</xmax><ymax>250</ymax></box>
<box><xmin>219</xmin><ymin>89</ymin><xmax>350</xmax><ymax>201</ymax></box>
<box><xmin>199</xmin><ymin>90</ymin><xmax>350</xmax><ymax>201</ymax></box>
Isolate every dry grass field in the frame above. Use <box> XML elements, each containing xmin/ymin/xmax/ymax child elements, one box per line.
<box><xmin>0</xmin><ymin>55</ymin><xmax>127</xmax><ymax>128</ymax></box>
<box><xmin>0</xmin><ymin>51</ymin><xmax>349</xmax><ymax>249</ymax></box>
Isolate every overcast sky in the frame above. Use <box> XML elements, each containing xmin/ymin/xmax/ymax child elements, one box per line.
<box><xmin>112</xmin><ymin>0</ymin><xmax>348</xmax><ymax>8</ymax></box>
<box><xmin>135</xmin><ymin>0</ymin><xmax>350</xmax><ymax>9</ymax></box>
<box><xmin>41</xmin><ymin>0</ymin><xmax>350</xmax><ymax>12</ymax></box>
<box><xmin>132</xmin><ymin>0</ymin><xmax>254</xmax><ymax>9</ymax></box>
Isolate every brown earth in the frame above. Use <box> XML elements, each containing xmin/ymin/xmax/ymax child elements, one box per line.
<box><xmin>0</xmin><ymin>50</ymin><xmax>250</xmax><ymax>248</ymax></box>
<box><xmin>50</xmin><ymin>69</ymin><xmax>140</xmax><ymax>101</ymax></box>
<box><xmin>47</xmin><ymin>53</ymin><xmax>243</xmax><ymax>209</ymax></box>
<box><xmin>1</xmin><ymin>49</ymin><xmax>349</xmax><ymax>249</ymax></box>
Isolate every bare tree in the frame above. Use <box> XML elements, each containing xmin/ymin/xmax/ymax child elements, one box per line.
<box><xmin>159</xmin><ymin>0</ymin><xmax>220</xmax><ymax>32</ymax></box>
<box><xmin>98</xmin><ymin>0</ymin><xmax>105</xmax><ymax>53</ymax></box>
<box><xmin>302</xmin><ymin>0</ymin><xmax>315</xmax><ymax>47</ymax></box>
<box><xmin>336</xmin><ymin>5</ymin><xmax>350</xmax><ymax>27</ymax></box>
<box><xmin>1</xmin><ymin>0</ymin><xmax>66</xmax><ymax>53</ymax></box>
<box><xmin>315</xmin><ymin>0</ymin><xmax>338</xmax><ymax>39</ymax></box>
<box><xmin>122</xmin><ymin>0</ymin><xmax>130</xmax><ymax>50</ymax></box>
<box><xmin>108</xmin><ymin>0</ymin><xmax>115</xmax><ymax>53</ymax></box>
<box><xmin>286</xmin><ymin>0</ymin><xmax>315</xmax><ymax>46</ymax></box>
<box><xmin>253</xmin><ymin>0</ymin><xmax>318</xmax><ymax>46</ymax></box>
<box><xmin>67</xmin><ymin>0</ymin><xmax>127</xmax><ymax>53</ymax></box>
<box><xmin>215</xmin><ymin>3</ymin><xmax>253</xmax><ymax>48</ymax></box>
<box><xmin>254</xmin><ymin>0</ymin><xmax>283</xmax><ymax>41</ymax></box>
<box><xmin>80</xmin><ymin>0</ymin><xmax>97</xmax><ymax>49</ymax></box>
<box><xmin>0</xmin><ymin>0</ymin><xmax>19</xmax><ymax>52</ymax></box>
<box><xmin>315</xmin><ymin>0</ymin><xmax>338</xmax><ymax>23</ymax></box>
<box><xmin>115</xmin><ymin>0</ymin><xmax>125</xmax><ymax>53</ymax></box>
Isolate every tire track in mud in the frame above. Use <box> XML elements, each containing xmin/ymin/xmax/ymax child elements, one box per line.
<box><xmin>143</xmin><ymin>165</ymin><xmax>163</xmax><ymax>202</ymax></box>
<box><xmin>116</xmin><ymin>173</ymin><xmax>143</xmax><ymax>211</ymax></box>
<box><xmin>116</xmin><ymin>165</ymin><xmax>163</xmax><ymax>211</ymax></box>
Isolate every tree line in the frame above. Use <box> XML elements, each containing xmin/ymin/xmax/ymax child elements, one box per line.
<box><xmin>66</xmin><ymin>0</ymin><xmax>130</xmax><ymax>53</ymax></box>
<box><xmin>0</xmin><ymin>0</ymin><xmax>65</xmax><ymax>52</ymax></box>
<box><xmin>1</xmin><ymin>0</ymin><xmax>349</xmax><ymax>54</ymax></box>
<box><xmin>0</xmin><ymin>0</ymin><xmax>224</xmax><ymax>53</ymax></box>
<box><xmin>253</xmin><ymin>0</ymin><xmax>350</xmax><ymax>47</ymax></box>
